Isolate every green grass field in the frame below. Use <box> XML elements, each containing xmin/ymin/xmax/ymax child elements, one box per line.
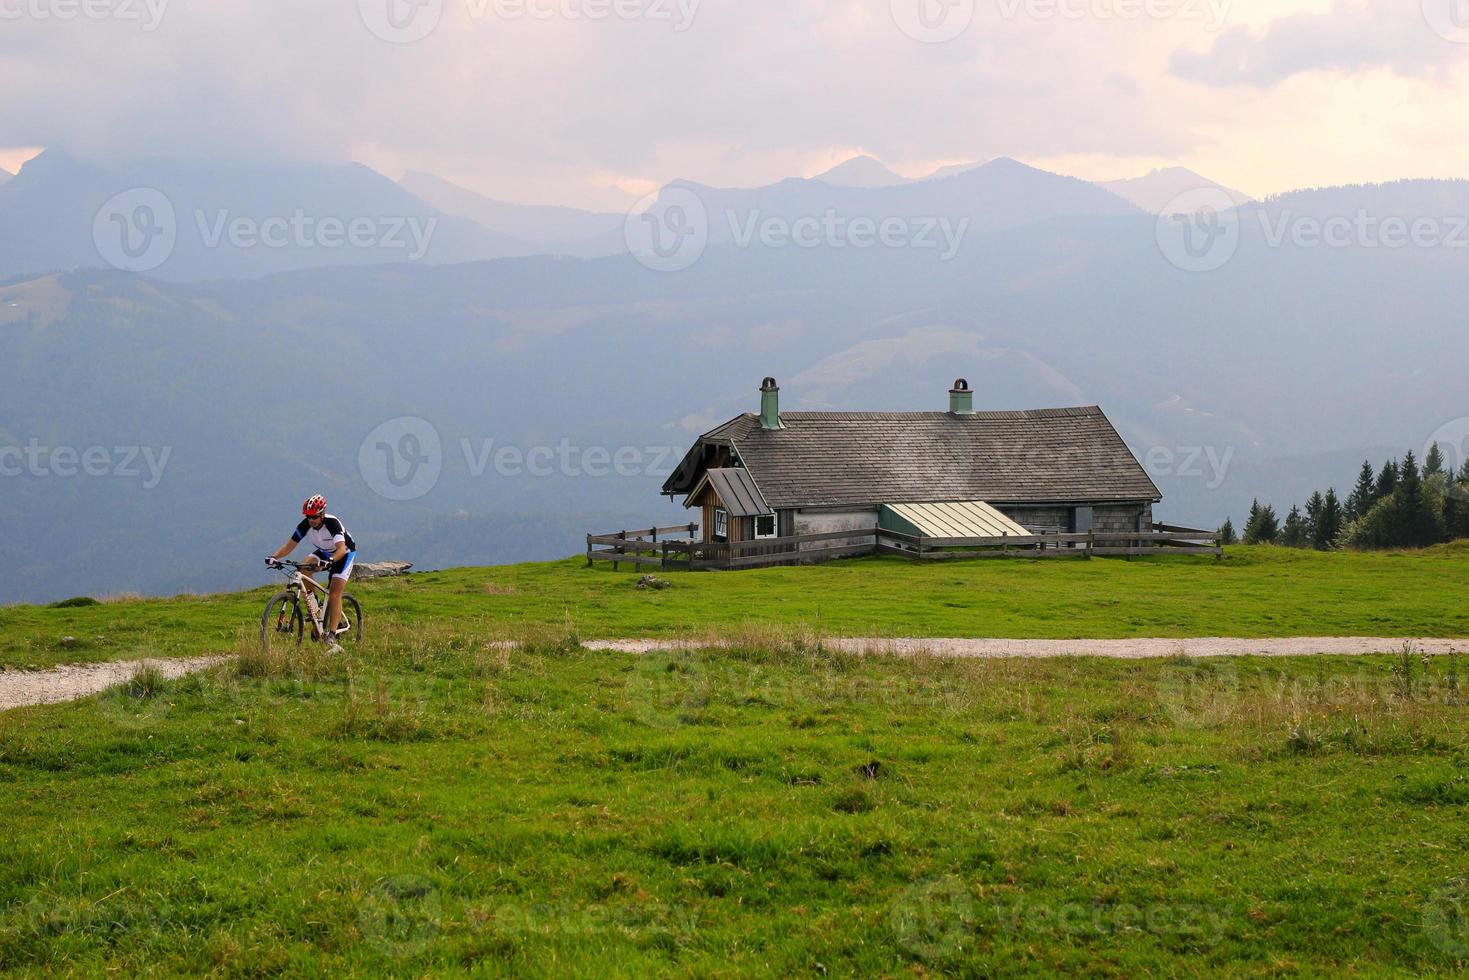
<box><xmin>4</xmin><ymin>544</ymin><xmax>1469</xmax><ymax>670</ymax></box>
<box><xmin>3</xmin><ymin>547</ymin><xmax>1469</xmax><ymax>975</ymax></box>
<box><xmin>4</xmin><ymin>628</ymin><xmax>1469</xmax><ymax>975</ymax></box>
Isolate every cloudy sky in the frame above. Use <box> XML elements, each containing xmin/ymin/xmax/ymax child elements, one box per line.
<box><xmin>2</xmin><ymin>0</ymin><xmax>1467</xmax><ymax>207</ymax></box>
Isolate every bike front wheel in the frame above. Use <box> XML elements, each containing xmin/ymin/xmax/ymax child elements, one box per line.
<box><xmin>261</xmin><ymin>593</ymin><xmax>304</xmax><ymax>651</ymax></box>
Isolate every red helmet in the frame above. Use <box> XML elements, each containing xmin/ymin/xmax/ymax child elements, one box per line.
<box><xmin>302</xmin><ymin>494</ymin><xmax>327</xmax><ymax>517</ymax></box>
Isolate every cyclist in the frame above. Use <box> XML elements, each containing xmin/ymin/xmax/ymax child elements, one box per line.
<box><xmin>266</xmin><ymin>494</ymin><xmax>357</xmax><ymax>652</ymax></box>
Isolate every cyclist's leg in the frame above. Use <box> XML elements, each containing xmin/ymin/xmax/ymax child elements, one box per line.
<box><xmin>326</xmin><ymin>551</ymin><xmax>355</xmax><ymax>633</ymax></box>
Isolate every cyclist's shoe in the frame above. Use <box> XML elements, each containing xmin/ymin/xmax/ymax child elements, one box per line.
<box><xmin>326</xmin><ymin>633</ymin><xmax>344</xmax><ymax>655</ymax></box>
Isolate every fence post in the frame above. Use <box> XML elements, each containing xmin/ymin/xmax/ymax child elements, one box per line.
<box><xmin>586</xmin><ymin>534</ymin><xmax>593</xmax><ymax>567</ymax></box>
<box><xmin>614</xmin><ymin>530</ymin><xmax>624</xmax><ymax>572</ymax></box>
<box><xmin>661</xmin><ymin>541</ymin><xmax>668</xmax><ymax>572</ymax></box>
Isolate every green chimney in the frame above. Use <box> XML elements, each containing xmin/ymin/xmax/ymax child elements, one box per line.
<box><xmin>949</xmin><ymin>378</ymin><xmax>974</xmax><ymax>415</ymax></box>
<box><xmin>760</xmin><ymin>377</ymin><xmax>785</xmax><ymax>430</ymax></box>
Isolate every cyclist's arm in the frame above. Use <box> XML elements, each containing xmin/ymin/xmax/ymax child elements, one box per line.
<box><xmin>271</xmin><ymin>520</ymin><xmax>311</xmax><ymax>560</ymax></box>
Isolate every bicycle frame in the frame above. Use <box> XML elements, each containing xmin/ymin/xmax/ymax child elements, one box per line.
<box><xmin>274</xmin><ymin>562</ymin><xmax>345</xmax><ymax>638</ymax></box>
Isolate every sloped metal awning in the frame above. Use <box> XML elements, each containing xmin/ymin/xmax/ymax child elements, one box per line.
<box><xmin>881</xmin><ymin>501</ymin><xmax>1030</xmax><ymax>538</ymax></box>
<box><xmin>686</xmin><ymin>467</ymin><xmax>774</xmax><ymax>518</ymax></box>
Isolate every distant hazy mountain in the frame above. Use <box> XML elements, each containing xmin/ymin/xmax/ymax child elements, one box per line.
<box><xmin>1098</xmin><ymin>167</ymin><xmax>1252</xmax><ymax>214</ymax></box>
<box><xmin>0</xmin><ymin>167</ymin><xmax>11</xmax><ymax>186</ymax></box>
<box><xmin>399</xmin><ymin>171</ymin><xmax>624</xmax><ymax>254</ymax></box>
<box><xmin>1260</xmin><ymin>178</ymin><xmax>1469</xmax><ymax>217</ymax></box>
<box><xmin>7</xmin><ymin>178</ymin><xmax>1468</xmax><ymax>602</ymax></box>
<box><xmin>920</xmin><ymin>161</ymin><xmax>984</xmax><ymax>181</ymax></box>
<box><xmin>0</xmin><ymin>150</ymin><xmax>532</xmax><ymax>282</ymax></box>
<box><xmin>813</xmin><ymin>155</ymin><xmax>910</xmax><ymax>188</ymax></box>
<box><xmin>644</xmin><ymin>157</ymin><xmax>1142</xmax><ymax>259</ymax></box>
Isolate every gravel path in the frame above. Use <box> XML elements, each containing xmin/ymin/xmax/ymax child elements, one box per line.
<box><xmin>0</xmin><ymin>656</ymin><xmax>230</xmax><ymax>713</ymax></box>
<box><xmin>4</xmin><ymin>638</ymin><xmax>1466</xmax><ymax>712</ymax></box>
<box><xmin>585</xmin><ymin>636</ymin><xmax>1469</xmax><ymax>659</ymax></box>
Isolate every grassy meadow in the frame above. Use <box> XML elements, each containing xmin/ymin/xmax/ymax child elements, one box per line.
<box><xmin>5</xmin><ymin>544</ymin><xmax>1469</xmax><ymax>670</ymax></box>
<box><xmin>2</xmin><ymin>545</ymin><xmax>1469</xmax><ymax>975</ymax></box>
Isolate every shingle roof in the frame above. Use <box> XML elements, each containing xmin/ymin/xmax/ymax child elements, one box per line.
<box><xmin>664</xmin><ymin>407</ymin><xmax>1160</xmax><ymax>508</ymax></box>
<box><xmin>694</xmin><ymin>468</ymin><xmax>773</xmax><ymax>517</ymax></box>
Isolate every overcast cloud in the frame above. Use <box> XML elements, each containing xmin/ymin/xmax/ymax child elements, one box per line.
<box><xmin>0</xmin><ymin>0</ymin><xmax>1465</xmax><ymax>205</ymax></box>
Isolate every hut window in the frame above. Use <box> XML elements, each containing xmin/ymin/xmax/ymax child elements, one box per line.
<box><xmin>754</xmin><ymin>514</ymin><xmax>777</xmax><ymax>538</ymax></box>
<box><xmin>713</xmin><ymin>508</ymin><xmax>729</xmax><ymax>540</ymax></box>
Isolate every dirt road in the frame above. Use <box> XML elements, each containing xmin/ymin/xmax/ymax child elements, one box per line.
<box><xmin>3</xmin><ymin>638</ymin><xmax>1464</xmax><ymax>712</ymax></box>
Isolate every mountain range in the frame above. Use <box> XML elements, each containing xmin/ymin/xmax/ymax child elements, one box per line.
<box><xmin>2</xmin><ymin>149</ymin><xmax>1466</xmax><ymax>602</ymax></box>
<box><xmin>0</xmin><ymin>150</ymin><xmax>1253</xmax><ymax>286</ymax></box>
<box><xmin>1098</xmin><ymin>167</ymin><xmax>1252</xmax><ymax>213</ymax></box>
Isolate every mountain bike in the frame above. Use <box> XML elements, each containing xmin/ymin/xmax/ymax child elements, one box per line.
<box><xmin>261</xmin><ymin>559</ymin><xmax>363</xmax><ymax>652</ymax></box>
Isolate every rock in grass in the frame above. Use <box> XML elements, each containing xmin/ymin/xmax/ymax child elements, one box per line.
<box><xmin>50</xmin><ymin>596</ymin><xmax>100</xmax><ymax>608</ymax></box>
<box><xmin>355</xmin><ymin>561</ymin><xmax>414</xmax><ymax>579</ymax></box>
<box><xmin>635</xmin><ymin>575</ymin><xmax>672</xmax><ymax>591</ymax></box>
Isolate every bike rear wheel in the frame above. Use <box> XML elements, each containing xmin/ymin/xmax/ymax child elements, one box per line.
<box><xmin>337</xmin><ymin>594</ymin><xmax>363</xmax><ymax>643</ymax></box>
<box><xmin>261</xmin><ymin>593</ymin><xmax>304</xmax><ymax>651</ymax></box>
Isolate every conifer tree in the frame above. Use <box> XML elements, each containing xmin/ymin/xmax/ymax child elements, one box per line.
<box><xmin>1218</xmin><ymin>518</ymin><xmax>1237</xmax><ymax>546</ymax></box>
<box><xmin>1426</xmin><ymin>442</ymin><xmax>1445</xmax><ymax>478</ymax></box>
<box><xmin>1376</xmin><ymin>459</ymin><xmax>1399</xmax><ymax>502</ymax></box>
<box><xmin>1445</xmin><ymin>492</ymin><xmax>1467</xmax><ymax>542</ymax></box>
<box><xmin>1280</xmin><ymin>505</ymin><xmax>1310</xmax><ymax>548</ymax></box>
<box><xmin>1346</xmin><ymin>460</ymin><xmax>1376</xmax><ymax>523</ymax></box>
<box><xmin>1395</xmin><ymin>451</ymin><xmax>1444</xmax><ymax>547</ymax></box>
<box><xmin>1243</xmin><ymin>500</ymin><xmax>1280</xmax><ymax>544</ymax></box>
<box><xmin>1305</xmin><ymin>491</ymin><xmax>1325</xmax><ymax>542</ymax></box>
<box><xmin>1314</xmin><ymin>488</ymin><xmax>1344</xmax><ymax>549</ymax></box>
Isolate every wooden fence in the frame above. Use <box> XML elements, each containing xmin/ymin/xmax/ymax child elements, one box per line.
<box><xmin>587</xmin><ymin>522</ymin><xmax>1221</xmax><ymax>571</ymax></box>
